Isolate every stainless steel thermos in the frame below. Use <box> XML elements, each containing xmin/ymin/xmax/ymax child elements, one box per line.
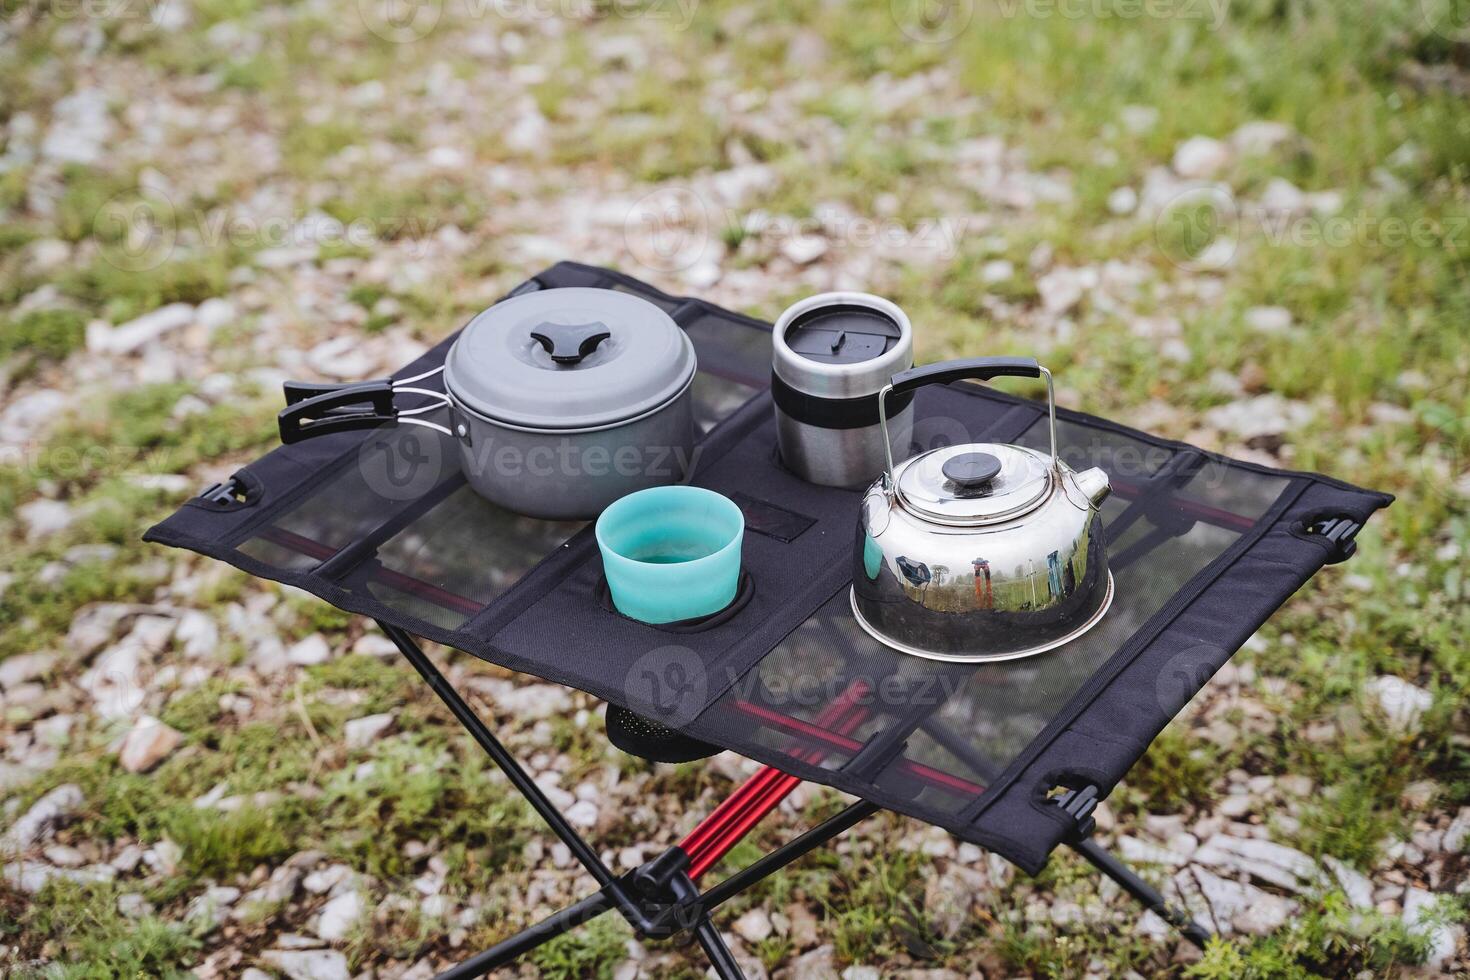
<box><xmin>771</xmin><ymin>292</ymin><xmax>915</xmax><ymax>488</ymax></box>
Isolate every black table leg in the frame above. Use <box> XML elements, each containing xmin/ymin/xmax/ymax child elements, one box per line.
<box><xmin>669</xmin><ymin>873</ymin><xmax>746</xmax><ymax>980</ymax></box>
<box><xmin>1073</xmin><ymin>838</ymin><xmax>1212</xmax><ymax>950</ymax></box>
<box><xmin>435</xmin><ymin>890</ymin><xmax>615</xmax><ymax>980</ymax></box>
<box><xmin>376</xmin><ymin>621</ymin><xmax>619</xmax><ymax>892</ymax></box>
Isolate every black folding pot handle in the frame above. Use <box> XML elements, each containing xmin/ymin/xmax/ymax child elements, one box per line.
<box><xmin>278</xmin><ymin>381</ymin><xmax>398</xmax><ymax>444</ymax></box>
<box><xmin>278</xmin><ymin>364</ymin><xmax>453</xmax><ymax>445</ymax></box>
<box><xmin>877</xmin><ymin>355</ymin><xmax>1057</xmax><ymax>486</ymax></box>
<box><xmin>888</xmin><ymin>356</ymin><xmax>1041</xmax><ymax>396</ymax></box>
<box><xmin>283</xmin><ymin>377</ymin><xmax>393</xmax><ymax>406</ymax></box>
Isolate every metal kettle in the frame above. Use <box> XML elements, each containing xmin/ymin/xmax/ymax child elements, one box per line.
<box><xmin>851</xmin><ymin>357</ymin><xmax>1115</xmax><ymax>662</ymax></box>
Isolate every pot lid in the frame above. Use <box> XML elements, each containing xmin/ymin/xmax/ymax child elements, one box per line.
<box><xmin>895</xmin><ymin>443</ymin><xmax>1053</xmax><ymax>525</ymax></box>
<box><xmin>444</xmin><ymin>288</ymin><xmax>696</xmax><ymax>430</ymax></box>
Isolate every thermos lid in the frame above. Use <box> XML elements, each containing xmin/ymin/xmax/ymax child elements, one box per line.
<box><xmin>772</xmin><ymin>292</ymin><xmax>914</xmax><ymax>400</ymax></box>
<box><xmin>782</xmin><ymin>304</ymin><xmax>904</xmax><ymax>365</ymax></box>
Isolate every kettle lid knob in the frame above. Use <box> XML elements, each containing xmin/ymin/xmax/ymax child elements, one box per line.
<box><xmin>942</xmin><ymin>451</ymin><xmax>1003</xmax><ymax>489</ymax></box>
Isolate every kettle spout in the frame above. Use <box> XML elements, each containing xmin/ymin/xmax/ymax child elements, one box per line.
<box><xmin>1076</xmin><ymin>466</ymin><xmax>1111</xmax><ymax>506</ymax></box>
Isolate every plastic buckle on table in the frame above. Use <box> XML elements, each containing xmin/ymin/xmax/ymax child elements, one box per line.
<box><xmin>1051</xmin><ymin>784</ymin><xmax>1101</xmax><ymax>842</ymax></box>
<box><xmin>196</xmin><ymin>476</ymin><xmax>249</xmax><ymax>509</ymax></box>
<box><xmin>1310</xmin><ymin>516</ymin><xmax>1362</xmax><ymax>564</ymax></box>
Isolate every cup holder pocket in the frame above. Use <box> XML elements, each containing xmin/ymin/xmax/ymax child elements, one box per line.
<box><xmin>595</xmin><ymin>571</ymin><xmax>756</xmax><ymax>633</ymax></box>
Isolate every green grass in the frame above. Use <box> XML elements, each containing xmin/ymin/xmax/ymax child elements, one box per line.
<box><xmin>4</xmin><ymin>879</ymin><xmax>202</xmax><ymax>978</ymax></box>
<box><xmin>1</xmin><ymin>0</ymin><xmax>1467</xmax><ymax>975</ymax></box>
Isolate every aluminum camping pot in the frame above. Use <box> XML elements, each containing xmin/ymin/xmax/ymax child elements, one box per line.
<box><xmin>277</xmin><ymin>288</ymin><xmax>697</xmax><ymax>520</ymax></box>
<box><xmin>771</xmin><ymin>292</ymin><xmax>914</xmax><ymax>488</ymax></box>
<box><xmin>441</xmin><ymin>289</ymin><xmax>695</xmax><ymax>519</ymax></box>
<box><xmin>850</xmin><ymin>356</ymin><xmax>1115</xmax><ymax>663</ymax></box>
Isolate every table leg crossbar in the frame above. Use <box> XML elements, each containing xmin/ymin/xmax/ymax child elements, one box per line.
<box><xmin>375</xmin><ymin>621</ymin><xmax>1211</xmax><ymax>979</ymax></box>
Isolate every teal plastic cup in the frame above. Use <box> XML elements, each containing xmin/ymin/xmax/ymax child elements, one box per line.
<box><xmin>595</xmin><ymin>486</ymin><xmax>745</xmax><ymax>624</ymax></box>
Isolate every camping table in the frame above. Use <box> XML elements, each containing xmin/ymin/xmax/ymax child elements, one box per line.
<box><xmin>145</xmin><ymin>262</ymin><xmax>1391</xmax><ymax>978</ymax></box>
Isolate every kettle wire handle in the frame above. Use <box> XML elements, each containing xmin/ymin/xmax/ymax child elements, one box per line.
<box><xmin>878</xmin><ymin>356</ymin><xmax>1058</xmax><ymax>489</ymax></box>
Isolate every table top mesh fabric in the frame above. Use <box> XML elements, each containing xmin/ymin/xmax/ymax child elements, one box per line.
<box><xmin>145</xmin><ymin>261</ymin><xmax>1391</xmax><ymax>873</ymax></box>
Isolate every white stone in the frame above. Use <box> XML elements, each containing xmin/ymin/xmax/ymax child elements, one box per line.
<box><xmin>2</xmin><ymin>783</ymin><xmax>83</xmax><ymax>854</ymax></box>
<box><xmin>1175</xmin><ymin>866</ymin><xmax>1295</xmax><ymax>935</ymax></box>
<box><xmin>117</xmin><ymin>892</ymin><xmax>155</xmax><ymax>918</ymax></box>
<box><xmin>1036</xmin><ymin>266</ymin><xmax>1088</xmax><ymax>315</ymax></box>
<box><xmin>781</xmin><ymin>235</ymin><xmax>828</xmax><ymax>266</ymax></box>
<box><xmin>144</xmin><ymin>839</ymin><xmax>183</xmax><ymax>877</ymax></box>
<box><xmin>787</xmin><ymin>945</ymin><xmax>838</xmax><ymax>979</ymax></box>
<box><xmin>1244</xmin><ymin>305</ymin><xmax>1294</xmax><ymax>334</ymax></box>
<box><xmin>314</xmin><ymin>889</ymin><xmax>365</xmax><ymax>942</ymax></box>
<box><xmin>0</xmin><ymin>389</ymin><xmax>67</xmax><ymax>449</ymax></box>
<box><xmin>3</xmin><ymin>860</ymin><xmax>115</xmax><ymax>893</ymax></box>
<box><xmin>80</xmin><ymin>643</ymin><xmax>147</xmax><ymax>719</ymax></box>
<box><xmin>733</xmin><ymin>908</ymin><xmax>773</xmax><ymax>944</ymax></box>
<box><xmin>304</xmin><ymin>336</ymin><xmax>375</xmax><ymax>380</ymax></box>
<box><xmin>1172</xmin><ymin>136</ymin><xmax>1232</xmax><ymax>179</ymax></box>
<box><xmin>1403</xmin><ymin>887</ymin><xmax>1462</xmax><ymax>972</ymax></box>
<box><xmin>118</xmin><ymin>716</ymin><xmax>183</xmax><ymax>773</ymax></box>
<box><xmin>1363</xmin><ymin>676</ymin><xmax>1433</xmax><ymax>733</ymax></box>
<box><xmin>288</xmin><ymin>635</ymin><xmax>332</xmax><ymax>666</ymax></box>
<box><xmin>1192</xmin><ymin>833</ymin><xmax>1321</xmax><ymax>893</ymax></box>
<box><xmin>565</xmin><ymin>800</ymin><xmax>599</xmax><ymax>828</ymax></box>
<box><xmin>1231</xmin><ymin>121</ymin><xmax>1295</xmax><ymax>155</ymax></box>
<box><xmin>94</xmin><ymin>303</ymin><xmax>196</xmax><ymax>355</ymax></box>
<box><xmin>1107</xmin><ymin>186</ymin><xmax>1138</xmax><ymax>216</ymax></box>
<box><xmin>981</xmin><ymin>259</ymin><xmax>1014</xmax><ymax>284</ymax></box>
<box><xmin>1443</xmin><ymin>807</ymin><xmax>1470</xmax><ymax>853</ymax></box>
<box><xmin>41</xmin><ymin>89</ymin><xmax>114</xmax><ymax>165</ymax></box>
<box><xmin>18</xmin><ymin>499</ymin><xmax>74</xmax><ymax>542</ymax></box>
<box><xmin>1258</xmin><ymin>178</ymin><xmax>1307</xmax><ymax>215</ymax></box>
<box><xmin>351</xmin><ymin>633</ymin><xmax>399</xmax><ymax>658</ymax></box>
<box><xmin>42</xmin><ymin>844</ymin><xmax>85</xmax><ymax>867</ymax></box>
<box><xmin>303</xmin><ymin>864</ymin><xmax>355</xmax><ymax>895</ymax></box>
<box><xmin>682</xmin><ymin>259</ymin><xmax>721</xmax><ymax>290</ymax></box>
<box><xmin>195</xmin><ymin>298</ymin><xmax>237</xmax><ymax>333</ymax></box>
<box><xmin>1118</xmin><ymin>835</ymin><xmax>1190</xmax><ymax>867</ymax></box>
<box><xmin>427</xmin><ymin>146</ymin><xmax>469</xmax><ymax>169</ymax></box>
<box><xmin>260</xmin><ymin>949</ymin><xmax>351</xmax><ymax>980</ymax></box>
<box><xmin>175</xmin><ymin>611</ymin><xmax>219</xmax><ymax>659</ymax></box>
<box><xmin>467</xmin><ymin>678</ymin><xmax>571</xmax><ymax>720</ymax></box>
<box><xmin>187</xmin><ymin>885</ymin><xmax>241</xmax><ymax>928</ymax></box>
<box><xmin>1203</xmin><ymin>393</ymin><xmax>1313</xmax><ymax>442</ymax></box>
<box><xmin>0</xmin><ymin>652</ymin><xmax>55</xmax><ymax>690</ymax></box>
<box><xmin>1321</xmin><ymin>856</ymin><xmax>1374</xmax><ymax>910</ymax></box>
<box><xmin>344</xmin><ymin>713</ymin><xmax>394</xmax><ymax>749</ymax></box>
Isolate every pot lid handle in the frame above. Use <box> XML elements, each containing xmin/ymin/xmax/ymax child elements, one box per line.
<box><xmin>529</xmin><ymin>321</ymin><xmax>612</xmax><ymax>364</ymax></box>
<box><xmin>877</xmin><ymin>356</ymin><xmax>1058</xmax><ymax>491</ymax></box>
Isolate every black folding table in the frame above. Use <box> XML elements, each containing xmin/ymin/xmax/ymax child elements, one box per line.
<box><xmin>145</xmin><ymin>262</ymin><xmax>1391</xmax><ymax>978</ymax></box>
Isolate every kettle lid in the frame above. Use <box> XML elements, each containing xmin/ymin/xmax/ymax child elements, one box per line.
<box><xmin>895</xmin><ymin>443</ymin><xmax>1052</xmax><ymax>525</ymax></box>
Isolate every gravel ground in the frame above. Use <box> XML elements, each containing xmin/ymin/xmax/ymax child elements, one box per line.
<box><xmin>1</xmin><ymin>0</ymin><xmax>1467</xmax><ymax>976</ymax></box>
